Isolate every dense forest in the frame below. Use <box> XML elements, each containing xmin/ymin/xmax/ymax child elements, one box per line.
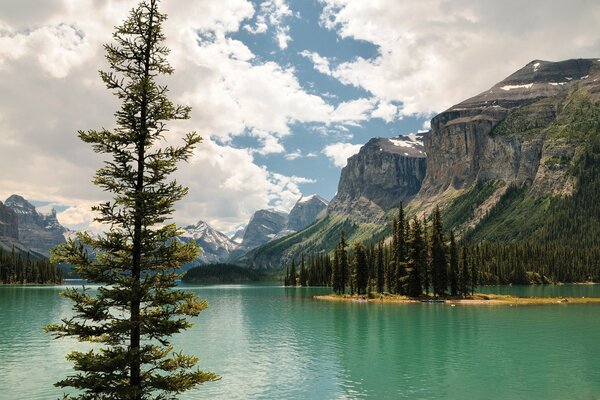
<box><xmin>0</xmin><ymin>248</ymin><xmax>63</xmax><ymax>284</ymax></box>
<box><xmin>286</xmin><ymin>201</ymin><xmax>599</xmax><ymax>296</ymax></box>
<box><xmin>183</xmin><ymin>263</ymin><xmax>264</xmax><ymax>284</ymax></box>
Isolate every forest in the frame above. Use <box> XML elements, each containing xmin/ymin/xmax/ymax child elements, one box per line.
<box><xmin>0</xmin><ymin>248</ymin><xmax>63</xmax><ymax>284</ymax></box>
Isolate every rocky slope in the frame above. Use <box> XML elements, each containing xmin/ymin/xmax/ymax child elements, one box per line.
<box><xmin>0</xmin><ymin>201</ymin><xmax>18</xmax><ymax>240</ymax></box>
<box><xmin>327</xmin><ymin>134</ymin><xmax>427</xmax><ymax>222</ymax></box>
<box><xmin>243</xmin><ymin>58</ymin><xmax>600</xmax><ymax>270</ymax></box>
<box><xmin>417</xmin><ymin>58</ymin><xmax>600</xmax><ymax>208</ymax></box>
<box><xmin>235</xmin><ymin>209</ymin><xmax>289</xmax><ymax>254</ymax></box>
<box><xmin>287</xmin><ymin>194</ymin><xmax>328</xmax><ymax>231</ymax></box>
<box><xmin>179</xmin><ymin>220</ymin><xmax>238</xmax><ymax>264</ymax></box>
<box><xmin>4</xmin><ymin>195</ymin><xmax>68</xmax><ymax>257</ymax></box>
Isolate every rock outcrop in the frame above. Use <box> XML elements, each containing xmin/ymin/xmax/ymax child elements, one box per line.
<box><xmin>418</xmin><ymin>58</ymin><xmax>600</xmax><ymax>203</ymax></box>
<box><xmin>4</xmin><ymin>195</ymin><xmax>67</xmax><ymax>257</ymax></box>
<box><xmin>236</xmin><ymin>209</ymin><xmax>289</xmax><ymax>253</ymax></box>
<box><xmin>0</xmin><ymin>201</ymin><xmax>18</xmax><ymax>240</ymax></box>
<box><xmin>327</xmin><ymin>134</ymin><xmax>427</xmax><ymax>222</ymax></box>
<box><xmin>286</xmin><ymin>195</ymin><xmax>328</xmax><ymax>231</ymax></box>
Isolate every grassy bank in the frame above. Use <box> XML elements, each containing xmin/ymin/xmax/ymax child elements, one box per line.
<box><xmin>314</xmin><ymin>293</ymin><xmax>600</xmax><ymax>306</ymax></box>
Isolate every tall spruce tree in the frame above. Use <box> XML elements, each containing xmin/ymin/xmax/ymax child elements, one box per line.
<box><xmin>460</xmin><ymin>246</ymin><xmax>470</xmax><ymax>297</ymax></box>
<box><xmin>339</xmin><ymin>230</ymin><xmax>349</xmax><ymax>294</ymax></box>
<box><xmin>44</xmin><ymin>2</ymin><xmax>218</xmax><ymax>398</ymax></box>
<box><xmin>354</xmin><ymin>243</ymin><xmax>369</xmax><ymax>295</ymax></box>
<box><xmin>430</xmin><ymin>206</ymin><xmax>448</xmax><ymax>297</ymax></box>
<box><xmin>376</xmin><ymin>242</ymin><xmax>385</xmax><ymax>293</ymax></box>
<box><xmin>449</xmin><ymin>232</ymin><xmax>459</xmax><ymax>296</ymax></box>
<box><xmin>408</xmin><ymin>217</ymin><xmax>425</xmax><ymax>297</ymax></box>
<box><xmin>289</xmin><ymin>258</ymin><xmax>297</xmax><ymax>286</ymax></box>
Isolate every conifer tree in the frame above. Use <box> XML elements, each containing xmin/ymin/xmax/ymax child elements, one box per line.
<box><xmin>376</xmin><ymin>242</ymin><xmax>385</xmax><ymax>294</ymax></box>
<box><xmin>354</xmin><ymin>243</ymin><xmax>369</xmax><ymax>295</ymax></box>
<box><xmin>332</xmin><ymin>245</ymin><xmax>341</xmax><ymax>293</ymax></box>
<box><xmin>299</xmin><ymin>253</ymin><xmax>307</xmax><ymax>286</ymax></box>
<box><xmin>408</xmin><ymin>217</ymin><xmax>425</xmax><ymax>297</ymax></box>
<box><xmin>45</xmin><ymin>2</ymin><xmax>218</xmax><ymax>398</ymax></box>
<box><xmin>289</xmin><ymin>258</ymin><xmax>297</xmax><ymax>286</ymax></box>
<box><xmin>460</xmin><ymin>246</ymin><xmax>470</xmax><ymax>297</ymax></box>
<box><xmin>339</xmin><ymin>230</ymin><xmax>349</xmax><ymax>294</ymax></box>
<box><xmin>430</xmin><ymin>207</ymin><xmax>448</xmax><ymax>297</ymax></box>
<box><xmin>449</xmin><ymin>232</ymin><xmax>459</xmax><ymax>296</ymax></box>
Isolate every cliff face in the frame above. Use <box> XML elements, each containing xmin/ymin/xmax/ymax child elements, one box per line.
<box><xmin>4</xmin><ymin>195</ymin><xmax>67</xmax><ymax>257</ymax></box>
<box><xmin>0</xmin><ymin>201</ymin><xmax>19</xmax><ymax>240</ymax></box>
<box><xmin>236</xmin><ymin>209</ymin><xmax>289</xmax><ymax>253</ymax></box>
<box><xmin>328</xmin><ymin>134</ymin><xmax>427</xmax><ymax>222</ymax></box>
<box><xmin>286</xmin><ymin>195</ymin><xmax>328</xmax><ymax>231</ymax></box>
<box><xmin>418</xmin><ymin>59</ymin><xmax>600</xmax><ymax>202</ymax></box>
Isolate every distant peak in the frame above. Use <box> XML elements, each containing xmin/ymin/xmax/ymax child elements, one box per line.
<box><xmin>297</xmin><ymin>194</ymin><xmax>329</xmax><ymax>205</ymax></box>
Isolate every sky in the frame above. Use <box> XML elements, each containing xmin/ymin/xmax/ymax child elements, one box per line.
<box><xmin>1</xmin><ymin>0</ymin><xmax>600</xmax><ymax>234</ymax></box>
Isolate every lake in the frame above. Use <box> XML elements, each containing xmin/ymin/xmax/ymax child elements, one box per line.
<box><xmin>1</xmin><ymin>282</ymin><xmax>600</xmax><ymax>399</ymax></box>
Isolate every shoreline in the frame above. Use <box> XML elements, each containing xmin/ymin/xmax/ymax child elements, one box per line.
<box><xmin>313</xmin><ymin>293</ymin><xmax>600</xmax><ymax>306</ymax></box>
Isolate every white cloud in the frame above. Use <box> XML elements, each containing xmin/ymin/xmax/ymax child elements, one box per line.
<box><xmin>320</xmin><ymin>0</ymin><xmax>600</xmax><ymax>116</ymax></box>
<box><xmin>284</xmin><ymin>149</ymin><xmax>303</xmax><ymax>160</ymax></box>
<box><xmin>300</xmin><ymin>50</ymin><xmax>331</xmax><ymax>75</ymax></box>
<box><xmin>371</xmin><ymin>101</ymin><xmax>398</xmax><ymax>123</ymax></box>
<box><xmin>323</xmin><ymin>142</ymin><xmax>362</xmax><ymax>168</ymax></box>
<box><xmin>244</xmin><ymin>0</ymin><xmax>294</xmax><ymax>50</ymax></box>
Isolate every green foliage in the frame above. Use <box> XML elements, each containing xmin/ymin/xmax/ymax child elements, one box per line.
<box><xmin>45</xmin><ymin>1</ymin><xmax>218</xmax><ymax>398</ymax></box>
<box><xmin>492</xmin><ymin>96</ymin><xmax>561</xmax><ymax>137</ymax></box>
<box><xmin>0</xmin><ymin>248</ymin><xmax>62</xmax><ymax>284</ymax></box>
<box><xmin>442</xmin><ymin>181</ymin><xmax>500</xmax><ymax>230</ymax></box>
<box><xmin>182</xmin><ymin>264</ymin><xmax>263</xmax><ymax>284</ymax></box>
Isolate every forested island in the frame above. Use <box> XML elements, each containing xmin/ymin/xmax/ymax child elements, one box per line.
<box><xmin>0</xmin><ymin>248</ymin><xmax>62</xmax><ymax>284</ymax></box>
<box><xmin>284</xmin><ymin>203</ymin><xmax>599</xmax><ymax>304</ymax></box>
<box><xmin>183</xmin><ymin>263</ymin><xmax>265</xmax><ymax>284</ymax></box>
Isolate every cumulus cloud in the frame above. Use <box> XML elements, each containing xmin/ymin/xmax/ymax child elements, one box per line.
<box><xmin>323</xmin><ymin>142</ymin><xmax>362</xmax><ymax>168</ymax></box>
<box><xmin>299</xmin><ymin>50</ymin><xmax>331</xmax><ymax>75</ymax></box>
<box><xmin>320</xmin><ymin>0</ymin><xmax>600</xmax><ymax>116</ymax></box>
<box><xmin>0</xmin><ymin>0</ymin><xmax>323</xmax><ymax>233</ymax></box>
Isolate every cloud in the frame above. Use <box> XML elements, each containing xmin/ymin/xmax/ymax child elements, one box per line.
<box><xmin>300</xmin><ymin>50</ymin><xmax>331</xmax><ymax>75</ymax></box>
<box><xmin>320</xmin><ymin>0</ymin><xmax>600</xmax><ymax>116</ymax></box>
<box><xmin>284</xmin><ymin>149</ymin><xmax>303</xmax><ymax>160</ymax></box>
<box><xmin>244</xmin><ymin>0</ymin><xmax>294</xmax><ymax>50</ymax></box>
<box><xmin>323</xmin><ymin>142</ymin><xmax>362</xmax><ymax>168</ymax></box>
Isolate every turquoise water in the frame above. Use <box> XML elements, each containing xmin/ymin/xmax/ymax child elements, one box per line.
<box><xmin>1</xmin><ymin>282</ymin><xmax>600</xmax><ymax>400</ymax></box>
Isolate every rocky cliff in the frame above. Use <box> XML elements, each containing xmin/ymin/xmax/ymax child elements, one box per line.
<box><xmin>418</xmin><ymin>58</ymin><xmax>600</xmax><ymax>206</ymax></box>
<box><xmin>328</xmin><ymin>134</ymin><xmax>427</xmax><ymax>222</ymax></box>
<box><xmin>0</xmin><ymin>201</ymin><xmax>18</xmax><ymax>240</ymax></box>
<box><xmin>235</xmin><ymin>209</ymin><xmax>289</xmax><ymax>253</ymax></box>
<box><xmin>4</xmin><ymin>195</ymin><xmax>67</xmax><ymax>257</ymax></box>
<box><xmin>287</xmin><ymin>195</ymin><xmax>328</xmax><ymax>231</ymax></box>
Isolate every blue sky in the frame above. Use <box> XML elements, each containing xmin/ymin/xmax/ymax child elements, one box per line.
<box><xmin>1</xmin><ymin>0</ymin><xmax>599</xmax><ymax>233</ymax></box>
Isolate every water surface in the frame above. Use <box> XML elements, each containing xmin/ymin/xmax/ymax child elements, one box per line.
<box><xmin>1</xmin><ymin>282</ymin><xmax>599</xmax><ymax>399</ymax></box>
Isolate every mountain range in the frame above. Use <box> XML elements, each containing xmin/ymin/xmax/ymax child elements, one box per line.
<box><xmin>244</xmin><ymin>58</ymin><xmax>600</xmax><ymax>270</ymax></box>
<box><xmin>3</xmin><ymin>58</ymin><xmax>599</xmax><ymax>272</ymax></box>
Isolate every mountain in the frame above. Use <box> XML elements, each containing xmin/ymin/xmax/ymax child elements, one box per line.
<box><xmin>243</xmin><ymin>58</ymin><xmax>600</xmax><ymax>270</ymax></box>
<box><xmin>179</xmin><ymin>220</ymin><xmax>238</xmax><ymax>264</ymax></box>
<box><xmin>287</xmin><ymin>194</ymin><xmax>329</xmax><ymax>231</ymax></box>
<box><xmin>4</xmin><ymin>195</ymin><xmax>67</xmax><ymax>257</ymax></box>
<box><xmin>0</xmin><ymin>200</ymin><xmax>40</xmax><ymax>256</ymax></box>
<box><xmin>235</xmin><ymin>209</ymin><xmax>289</xmax><ymax>253</ymax></box>
<box><xmin>327</xmin><ymin>134</ymin><xmax>427</xmax><ymax>222</ymax></box>
<box><xmin>239</xmin><ymin>135</ymin><xmax>427</xmax><ymax>269</ymax></box>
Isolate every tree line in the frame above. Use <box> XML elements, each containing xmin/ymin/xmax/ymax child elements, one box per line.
<box><xmin>0</xmin><ymin>248</ymin><xmax>63</xmax><ymax>284</ymax></box>
<box><xmin>285</xmin><ymin>202</ymin><xmax>600</xmax><ymax>296</ymax></box>
<box><xmin>286</xmin><ymin>205</ymin><xmax>477</xmax><ymax>297</ymax></box>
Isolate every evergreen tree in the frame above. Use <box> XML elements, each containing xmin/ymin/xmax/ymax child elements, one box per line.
<box><xmin>395</xmin><ymin>203</ymin><xmax>407</xmax><ymax>294</ymax></box>
<box><xmin>376</xmin><ymin>242</ymin><xmax>385</xmax><ymax>293</ymax></box>
<box><xmin>449</xmin><ymin>232</ymin><xmax>459</xmax><ymax>296</ymax></box>
<box><xmin>422</xmin><ymin>215</ymin><xmax>431</xmax><ymax>295</ymax></box>
<box><xmin>299</xmin><ymin>254</ymin><xmax>307</xmax><ymax>286</ymax></box>
<box><xmin>471</xmin><ymin>248</ymin><xmax>479</xmax><ymax>295</ymax></box>
<box><xmin>332</xmin><ymin>245</ymin><xmax>342</xmax><ymax>293</ymax></box>
<box><xmin>45</xmin><ymin>2</ymin><xmax>218</xmax><ymax>398</ymax></box>
<box><xmin>289</xmin><ymin>258</ymin><xmax>297</xmax><ymax>286</ymax></box>
<box><xmin>339</xmin><ymin>230</ymin><xmax>349</xmax><ymax>294</ymax></box>
<box><xmin>354</xmin><ymin>243</ymin><xmax>369</xmax><ymax>295</ymax></box>
<box><xmin>430</xmin><ymin>207</ymin><xmax>448</xmax><ymax>297</ymax></box>
<box><xmin>408</xmin><ymin>217</ymin><xmax>425</xmax><ymax>297</ymax></box>
<box><xmin>459</xmin><ymin>246</ymin><xmax>470</xmax><ymax>297</ymax></box>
